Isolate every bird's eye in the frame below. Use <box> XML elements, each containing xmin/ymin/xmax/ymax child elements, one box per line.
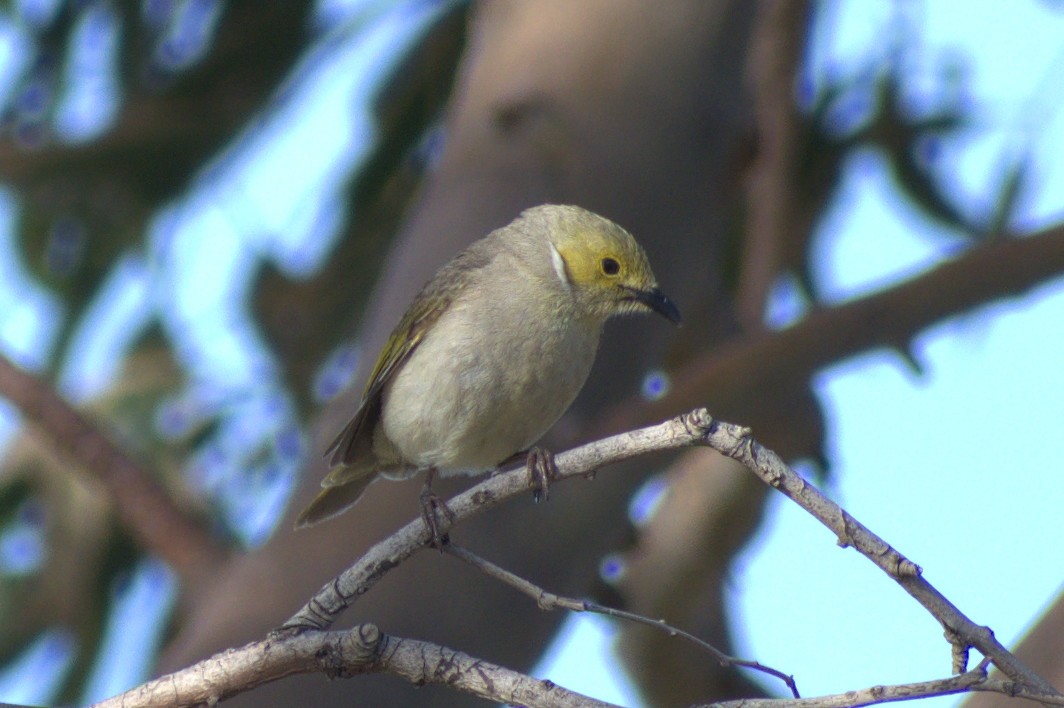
<box><xmin>600</xmin><ymin>257</ymin><xmax>621</xmax><ymax>276</ymax></box>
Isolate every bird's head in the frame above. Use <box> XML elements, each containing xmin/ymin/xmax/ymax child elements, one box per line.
<box><xmin>538</xmin><ymin>205</ymin><xmax>682</xmax><ymax>325</ymax></box>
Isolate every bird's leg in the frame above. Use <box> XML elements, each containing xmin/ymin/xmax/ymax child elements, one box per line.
<box><xmin>525</xmin><ymin>446</ymin><xmax>558</xmax><ymax>503</ymax></box>
<box><xmin>419</xmin><ymin>467</ymin><xmax>455</xmax><ymax>548</ymax></box>
<box><xmin>492</xmin><ymin>448</ymin><xmax>559</xmax><ymax>501</ymax></box>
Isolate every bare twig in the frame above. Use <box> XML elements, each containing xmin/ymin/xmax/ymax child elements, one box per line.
<box><xmin>278</xmin><ymin>413</ymin><xmax>703</xmax><ymax>631</ymax></box>
<box><xmin>443</xmin><ymin>542</ymin><xmax>800</xmax><ymax>698</ymax></box>
<box><xmin>972</xmin><ymin>679</ymin><xmax>1064</xmax><ymax>706</ymax></box>
<box><xmin>705</xmin><ymin>658</ymin><xmax>1064</xmax><ymax>707</ymax></box>
<box><xmin>92</xmin><ymin>623</ymin><xmax>617</xmax><ymax>708</ymax></box>
<box><xmin>0</xmin><ymin>354</ymin><xmax>226</xmax><ymax>582</ymax></box>
<box><xmin>278</xmin><ymin>408</ymin><xmax>1059</xmax><ymax>702</ymax></box>
<box><xmin>98</xmin><ymin>410</ymin><xmax>1059</xmax><ymax>705</ymax></box>
<box><xmin>699</xmin><ymin>414</ymin><xmax>1062</xmax><ymax>699</ymax></box>
<box><xmin>279</xmin><ymin>408</ymin><xmax>1059</xmax><ymax>699</ymax></box>
<box><xmin>706</xmin><ymin>660</ymin><xmax>1000</xmax><ymax>708</ymax></box>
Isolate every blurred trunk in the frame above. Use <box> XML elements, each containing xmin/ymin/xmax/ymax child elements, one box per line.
<box><xmin>160</xmin><ymin>1</ymin><xmax>767</xmax><ymax>704</ymax></box>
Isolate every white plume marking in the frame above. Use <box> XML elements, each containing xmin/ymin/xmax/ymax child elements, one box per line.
<box><xmin>548</xmin><ymin>241</ymin><xmax>571</xmax><ymax>289</ymax></box>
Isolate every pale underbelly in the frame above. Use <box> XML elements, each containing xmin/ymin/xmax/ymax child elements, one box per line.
<box><xmin>379</xmin><ymin>316</ymin><xmax>597</xmax><ymax>475</ymax></box>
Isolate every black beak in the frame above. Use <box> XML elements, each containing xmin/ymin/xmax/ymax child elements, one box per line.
<box><xmin>631</xmin><ymin>287</ymin><xmax>682</xmax><ymax>325</ymax></box>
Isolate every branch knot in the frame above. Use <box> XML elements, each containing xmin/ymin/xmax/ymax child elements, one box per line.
<box><xmin>682</xmin><ymin>407</ymin><xmax>714</xmax><ymax>438</ymax></box>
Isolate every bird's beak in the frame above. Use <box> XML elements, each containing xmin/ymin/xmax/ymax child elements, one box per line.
<box><xmin>632</xmin><ymin>287</ymin><xmax>682</xmax><ymax>325</ymax></box>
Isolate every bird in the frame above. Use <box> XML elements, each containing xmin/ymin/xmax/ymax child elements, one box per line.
<box><xmin>295</xmin><ymin>204</ymin><xmax>681</xmax><ymax>539</ymax></box>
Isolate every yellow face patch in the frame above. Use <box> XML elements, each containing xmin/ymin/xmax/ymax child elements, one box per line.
<box><xmin>553</xmin><ymin>226</ymin><xmax>654</xmax><ymax>295</ymax></box>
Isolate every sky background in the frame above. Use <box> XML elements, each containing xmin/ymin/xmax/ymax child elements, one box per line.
<box><xmin>544</xmin><ymin>1</ymin><xmax>1064</xmax><ymax>704</ymax></box>
<box><xmin>735</xmin><ymin>2</ymin><xmax>1064</xmax><ymax>703</ymax></box>
<box><xmin>0</xmin><ymin>0</ymin><xmax>1062</xmax><ymax>705</ymax></box>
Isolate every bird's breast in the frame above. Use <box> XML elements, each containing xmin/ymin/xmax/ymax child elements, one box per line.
<box><xmin>380</xmin><ymin>296</ymin><xmax>601</xmax><ymax>474</ymax></box>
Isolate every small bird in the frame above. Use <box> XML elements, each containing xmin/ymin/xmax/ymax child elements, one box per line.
<box><xmin>296</xmin><ymin>204</ymin><xmax>681</xmax><ymax>536</ymax></box>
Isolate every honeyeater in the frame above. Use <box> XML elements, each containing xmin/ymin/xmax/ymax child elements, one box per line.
<box><xmin>296</xmin><ymin>204</ymin><xmax>681</xmax><ymax>531</ymax></box>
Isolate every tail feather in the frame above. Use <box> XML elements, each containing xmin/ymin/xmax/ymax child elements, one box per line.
<box><xmin>294</xmin><ymin>472</ymin><xmax>376</xmax><ymax>529</ymax></box>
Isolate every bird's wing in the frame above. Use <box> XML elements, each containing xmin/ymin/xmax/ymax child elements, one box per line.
<box><xmin>320</xmin><ymin>244</ymin><xmax>490</xmax><ymax>482</ymax></box>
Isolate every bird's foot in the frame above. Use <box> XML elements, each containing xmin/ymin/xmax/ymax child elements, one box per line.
<box><xmin>419</xmin><ymin>470</ymin><xmax>454</xmax><ymax>549</ymax></box>
<box><xmin>526</xmin><ymin>447</ymin><xmax>558</xmax><ymax>503</ymax></box>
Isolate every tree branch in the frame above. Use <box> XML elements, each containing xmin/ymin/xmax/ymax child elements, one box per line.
<box><xmin>277</xmin><ymin>413</ymin><xmax>705</xmax><ymax>632</ymax></box>
<box><xmin>706</xmin><ymin>659</ymin><xmax>1064</xmax><ymax>707</ymax></box>
<box><xmin>0</xmin><ymin>353</ymin><xmax>227</xmax><ymax>582</ymax></box>
<box><xmin>708</xmin><ymin>659</ymin><xmax>1046</xmax><ymax>708</ymax></box>
<box><xmin>99</xmin><ymin>410</ymin><xmax>1059</xmax><ymax>705</ymax></box>
<box><xmin>443</xmin><ymin>542</ymin><xmax>799</xmax><ymax>697</ymax></box>
<box><xmin>279</xmin><ymin>409</ymin><xmax>1060</xmax><ymax>699</ymax></box>
<box><xmin>699</xmin><ymin>414</ymin><xmax>1062</xmax><ymax>699</ymax></box>
<box><xmin>92</xmin><ymin>623</ymin><xmax>617</xmax><ymax>708</ymax></box>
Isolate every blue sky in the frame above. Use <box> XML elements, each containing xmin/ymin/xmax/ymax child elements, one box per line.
<box><xmin>730</xmin><ymin>2</ymin><xmax>1064</xmax><ymax>703</ymax></box>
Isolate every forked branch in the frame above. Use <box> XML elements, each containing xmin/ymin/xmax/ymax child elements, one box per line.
<box><xmin>97</xmin><ymin>409</ymin><xmax>1060</xmax><ymax>707</ymax></box>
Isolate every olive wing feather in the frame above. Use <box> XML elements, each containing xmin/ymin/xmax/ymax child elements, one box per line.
<box><xmin>320</xmin><ymin>244</ymin><xmax>490</xmax><ymax>484</ymax></box>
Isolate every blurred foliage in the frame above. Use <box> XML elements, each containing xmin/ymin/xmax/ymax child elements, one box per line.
<box><xmin>0</xmin><ymin>346</ymin><xmax>205</xmax><ymax>703</ymax></box>
<box><xmin>2</xmin><ymin>1</ymin><xmax>318</xmax><ymax>367</ymax></box>
<box><xmin>253</xmin><ymin>0</ymin><xmax>469</xmax><ymax>412</ymax></box>
<box><xmin>0</xmin><ymin>0</ymin><xmax>469</xmax><ymax>701</ymax></box>
<box><xmin>786</xmin><ymin>22</ymin><xmax>1030</xmax><ymax>299</ymax></box>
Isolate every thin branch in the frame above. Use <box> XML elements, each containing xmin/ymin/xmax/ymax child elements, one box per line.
<box><xmin>699</xmin><ymin>414</ymin><xmax>1062</xmax><ymax>699</ymax></box>
<box><xmin>277</xmin><ymin>413</ymin><xmax>703</xmax><ymax>631</ymax></box>
<box><xmin>706</xmin><ymin>660</ymin><xmax>1002</xmax><ymax>708</ymax></box>
<box><xmin>0</xmin><ymin>353</ymin><xmax>227</xmax><ymax>582</ymax></box>
<box><xmin>705</xmin><ymin>658</ymin><xmax>1064</xmax><ymax>707</ymax></box>
<box><xmin>92</xmin><ymin>623</ymin><xmax>617</xmax><ymax>708</ymax></box>
<box><xmin>101</xmin><ymin>410</ymin><xmax>1060</xmax><ymax>706</ymax></box>
<box><xmin>972</xmin><ymin>679</ymin><xmax>1064</xmax><ymax>706</ymax></box>
<box><xmin>443</xmin><ymin>542</ymin><xmax>800</xmax><ymax>698</ymax></box>
<box><xmin>278</xmin><ymin>408</ymin><xmax>1059</xmax><ymax>700</ymax></box>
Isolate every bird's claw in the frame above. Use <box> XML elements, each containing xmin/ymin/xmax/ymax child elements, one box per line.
<box><xmin>526</xmin><ymin>447</ymin><xmax>558</xmax><ymax>503</ymax></box>
<box><xmin>419</xmin><ymin>472</ymin><xmax>455</xmax><ymax>549</ymax></box>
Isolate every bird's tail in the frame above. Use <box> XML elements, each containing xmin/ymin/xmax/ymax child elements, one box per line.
<box><xmin>294</xmin><ymin>471</ymin><xmax>376</xmax><ymax>529</ymax></box>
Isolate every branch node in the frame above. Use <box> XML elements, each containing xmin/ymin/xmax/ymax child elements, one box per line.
<box><xmin>767</xmin><ymin>471</ymin><xmax>785</xmax><ymax>489</ymax></box>
<box><xmin>315</xmin><ymin>624</ymin><xmax>383</xmax><ymax>679</ymax></box>
<box><xmin>944</xmin><ymin>628</ymin><xmax>971</xmax><ymax>674</ymax></box>
<box><xmin>998</xmin><ymin>679</ymin><xmax>1020</xmax><ymax>698</ymax></box>
<box><xmin>898</xmin><ymin>558</ymin><xmax>923</xmax><ymax>577</ymax></box>
<box><xmin>356</xmin><ymin>623</ymin><xmax>382</xmax><ymax>657</ymax></box>
<box><xmin>682</xmin><ymin>407</ymin><xmax>714</xmax><ymax>438</ymax></box>
<box><xmin>835</xmin><ymin>509</ymin><xmax>854</xmax><ymax>548</ymax></box>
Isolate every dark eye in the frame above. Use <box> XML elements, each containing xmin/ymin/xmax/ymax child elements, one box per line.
<box><xmin>600</xmin><ymin>257</ymin><xmax>620</xmax><ymax>276</ymax></box>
